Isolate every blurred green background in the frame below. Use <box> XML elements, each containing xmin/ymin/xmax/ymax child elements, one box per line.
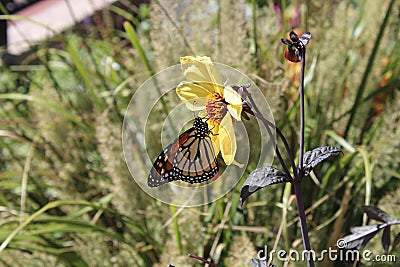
<box><xmin>0</xmin><ymin>0</ymin><xmax>399</xmax><ymax>266</ymax></box>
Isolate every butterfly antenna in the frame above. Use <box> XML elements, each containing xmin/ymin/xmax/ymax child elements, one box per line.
<box><xmin>191</xmin><ymin>101</ymin><xmax>198</xmax><ymax>120</ymax></box>
<box><xmin>223</xmin><ymin>78</ymin><xmax>229</xmax><ymax>87</ymax></box>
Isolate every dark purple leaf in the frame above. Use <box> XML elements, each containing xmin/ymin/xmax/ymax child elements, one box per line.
<box><xmin>289</xmin><ymin>31</ymin><xmax>299</xmax><ymax>42</ymax></box>
<box><xmin>299</xmin><ymin>32</ymin><xmax>312</xmax><ymax>45</ymax></box>
<box><xmin>302</xmin><ymin>146</ymin><xmax>341</xmax><ymax>176</ymax></box>
<box><xmin>281</xmin><ymin>38</ymin><xmax>291</xmax><ymax>45</ymax></box>
<box><xmin>382</xmin><ymin>226</ymin><xmax>391</xmax><ymax>254</ymax></box>
<box><xmin>340</xmin><ymin>225</ymin><xmax>380</xmax><ymax>250</ymax></box>
<box><xmin>240</xmin><ymin>167</ymin><xmax>291</xmax><ymax>206</ymax></box>
<box><xmin>350</xmin><ymin>225</ymin><xmax>378</xmax><ymax>234</ymax></box>
<box><xmin>362</xmin><ymin>206</ymin><xmax>395</xmax><ymax>223</ymax></box>
<box><xmin>392</xmin><ymin>232</ymin><xmax>400</xmax><ymax>251</ymax></box>
<box><xmin>250</xmin><ymin>258</ymin><xmax>268</xmax><ymax>267</ymax></box>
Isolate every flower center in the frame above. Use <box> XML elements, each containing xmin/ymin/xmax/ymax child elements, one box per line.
<box><xmin>206</xmin><ymin>93</ymin><xmax>227</xmax><ymax>124</ymax></box>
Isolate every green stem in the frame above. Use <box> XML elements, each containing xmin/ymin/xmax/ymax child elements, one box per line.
<box><xmin>252</xmin><ymin>0</ymin><xmax>258</xmax><ymax>66</ymax></box>
<box><xmin>123</xmin><ymin>21</ymin><xmax>177</xmax><ymax>133</ymax></box>
<box><xmin>154</xmin><ymin>0</ymin><xmax>195</xmax><ymax>55</ymax></box>
<box><xmin>67</xmin><ymin>41</ymin><xmax>103</xmax><ymax>110</ymax></box>
<box><xmin>170</xmin><ymin>205</ymin><xmax>182</xmax><ymax>254</ymax></box>
<box><xmin>343</xmin><ymin>0</ymin><xmax>396</xmax><ymax>138</ymax></box>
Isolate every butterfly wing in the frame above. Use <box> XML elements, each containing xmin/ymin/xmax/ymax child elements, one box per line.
<box><xmin>148</xmin><ymin>127</ymin><xmax>198</xmax><ymax>187</ymax></box>
<box><xmin>148</xmin><ymin>131</ymin><xmax>187</xmax><ymax>187</ymax></box>
<box><xmin>148</xmin><ymin>144</ymin><xmax>176</xmax><ymax>187</ymax></box>
<box><xmin>172</xmin><ymin>131</ymin><xmax>219</xmax><ymax>184</ymax></box>
<box><xmin>148</xmin><ymin>118</ymin><xmax>219</xmax><ymax>187</ymax></box>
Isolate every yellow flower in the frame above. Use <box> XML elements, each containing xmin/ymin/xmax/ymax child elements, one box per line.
<box><xmin>176</xmin><ymin>56</ymin><xmax>243</xmax><ymax>166</ymax></box>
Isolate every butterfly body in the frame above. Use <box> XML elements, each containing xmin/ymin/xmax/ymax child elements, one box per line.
<box><xmin>148</xmin><ymin>117</ymin><xmax>219</xmax><ymax>187</ymax></box>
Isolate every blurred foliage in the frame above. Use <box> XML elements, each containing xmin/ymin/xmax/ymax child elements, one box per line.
<box><xmin>0</xmin><ymin>0</ymin><xmax>399</xmax><ymax>266</ymax></box>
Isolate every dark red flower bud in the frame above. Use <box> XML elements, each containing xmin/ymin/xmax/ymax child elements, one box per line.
<box><xmin>281</xmin><ymin>31</ymin><xmax>312</xmax><ymax>63</ymax></box>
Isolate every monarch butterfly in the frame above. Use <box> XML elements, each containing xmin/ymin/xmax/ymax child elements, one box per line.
<box><xmin>148</xmin><ymin>117</ymin><xmax>219</xmax><ymax>187</ymax></box>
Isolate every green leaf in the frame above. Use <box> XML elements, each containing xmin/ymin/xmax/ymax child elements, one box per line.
<box><xmin>123</xmin><ymin>21</ymin><xmax>153</xmax><ymax>76</ymax></box>
<box><xmin>0</xmin><ymin>93</ymin><xmax>90</xmax><ymax>130</ymax></box>
<box><xmin>67</xmin><ymin>40</ymin><xmax>103</xmax><ymax>110</ymax></box>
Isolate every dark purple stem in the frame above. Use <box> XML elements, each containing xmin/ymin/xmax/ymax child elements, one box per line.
<box><xmin>245</xmin><ymin>94</ymin><xmax>296</xmax><ymax>181</ymax></box>
<box><xmin>297</xmin><ymin>47</ymin><xmax>306</xmax><ymax>182</ymax></box>
<box><xmin>295</xmin><ymin>46</ymin><xmax>315</xmax><ymax>267</ymax></box>
<box><xmin>294</xmin><ymin>182</ymin><xmax>314</xmax><ymax>267</ymax></box>
<box><xmin>188</xmin><ymin>254</ymin><xmax>216</xmax><ymax>267</ymax></box>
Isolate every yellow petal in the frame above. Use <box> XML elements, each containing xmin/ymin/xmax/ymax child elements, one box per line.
<box><xmin>209</xmin><ymin>123</ymin><xmax>220</xmax><ymax>157</ymax></box>
<box><xmin>224</xmin><ymin>86</ymin><xmax>242</xmax><ymax>105</ymax></box>
<box><xmin>180</xmin><ymin>56</ymin><xmax>222</xmax><ymax>84</ymax></box>
<box><xmin>198</xmin><ymin>81</ymin><xmax>224</xmax><ymax>96</ymax></box>
<box><xmin>218</xmin><ymin>114</ymin><xmax>237</xmax><ymax>165</ymax></box>
<box><xmin>176</xmin><ymin>82</ymin><xmax>211</xmax><ymax>110</ymax></box>
<box><xmin>180</xmin><ymin>56</ymin><xmax>211</xmax><ymax>64</ymax></box>
<box><xmin>227</xmin><ymin>104</ymin><xmax>242</xmax><ymax>121</ymax></box>
<box><xmin>223</xmin><ymin>86</ymin><xmax>242</xmax><ymax>121</ymax></box>
<box><xmin>231</xmin><ymin>159</ymin><xmax>244</xmax><ymax>168</ymax></box>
